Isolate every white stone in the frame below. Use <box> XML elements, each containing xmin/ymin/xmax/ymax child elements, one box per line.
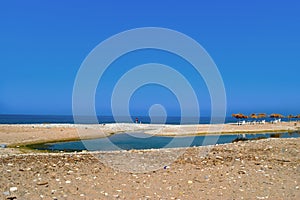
<box><xmin>10</xmin><ymin>187</ymin><xmax>18</xmax><ymax>192</ymax></box>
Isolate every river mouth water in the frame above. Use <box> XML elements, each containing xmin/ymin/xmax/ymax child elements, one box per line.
<box><xmin>28</xmin><ymin>131</ymin><xmax>300</xmax><ymax>152</ymax></box>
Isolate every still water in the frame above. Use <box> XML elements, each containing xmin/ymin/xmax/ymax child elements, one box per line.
<box><xmin>29</xmin><ymin>132</ymin><xmax>300</xmax><ymax>152</ymax></box>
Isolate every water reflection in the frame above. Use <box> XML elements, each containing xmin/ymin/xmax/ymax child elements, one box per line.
<box><xmin>29</xmin><ymin>131</ymin><xmax>300</xmax><ymax>152</ymax></box>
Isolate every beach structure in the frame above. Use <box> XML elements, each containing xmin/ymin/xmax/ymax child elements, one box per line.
<box><xmin>270</xmin><ymin>113</ymin><xmax>284</xmax><ymax>124</ymax></box>
<box><xmin>257</xmin><ymin>113</ymin><xmax>267</xmax><ymax>118</ymax></box>
<box><xmin>249</xmin><ymin>114</ymin><xmax>258</xmax><ymax>124</ymax></box>
<box><xmin>232</xmin><ymin>113</ymin><xmax>248</xmax><ymax>125</ymax></box>
<box><xmin>232</xmin><ymin>113</ymin><xmax>248</xmax><ymax>119</ymax></box>
<box><xmin>250</xmin><ymin>113</ymin><xmax>258</xmax><ymax>119</ymax></box>
<box><xmin>260</xmin><ymin>120</ymin><xmax>266</xmax><ymax>124</ymax></box>
<box><xmin>270</xmin><ymin>113</ymin><xmax>284</xmax><ymax>118</ymax></box>
<box><xmin>249</xmin><ymin>113</ymin><xmax>267</xmax><ymax>124</ymax></box>
<box><xmin>287</xmin><ymin>114</ymin><xmax>295</xmax><ymax>121</ymax></box>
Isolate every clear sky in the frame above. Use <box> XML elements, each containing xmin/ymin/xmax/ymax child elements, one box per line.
<box><xmin>1</xmin><ymin>0</ymin><xmax>299</xmax><ymax>117</ymax></box>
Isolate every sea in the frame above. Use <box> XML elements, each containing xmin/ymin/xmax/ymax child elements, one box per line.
<box><xmin>0</xmin><ymin>114</ymin><xmax>295</xmax><ymax>125</ymax></box>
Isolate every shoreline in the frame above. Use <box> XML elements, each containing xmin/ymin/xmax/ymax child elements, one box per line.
<box><xmin>1</xmin><ymin>123</ymin><xmax>299</xmax><ymax>199</ymax></box>
<box><xmin>0</xmin><ymin>121</ymin><xmax>299</xmax><ymax>147</ymax></box>
<box><xmin>1</xmin><ymin>138</ymin><xmax>299</xmax><ymax>199</ymax></box>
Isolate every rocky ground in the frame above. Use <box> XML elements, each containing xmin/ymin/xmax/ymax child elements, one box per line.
<box><xmin>0</xmin><ymin>138</ymin><xmax>299</xmax><ymax>200</ymax></box>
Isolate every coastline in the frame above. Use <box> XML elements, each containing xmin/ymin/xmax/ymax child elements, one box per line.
<box><xmin>0</xmin><ymin>121</ymin><xmax>299</xmax><ymax>147</ymax></box>
<box><xmin>0</xmin><ymin>123</ymin><xmax>299</xmax><ymax>199</ymax></box>
<box><xmin>1</xmin><ymin>138</ymin><xmax>299</xmax><ymax>199</ymax></box>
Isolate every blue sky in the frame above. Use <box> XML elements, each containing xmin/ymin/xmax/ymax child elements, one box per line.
<box><xmin>0</xmin><ymin>0</ymin><xmax>299</xmax><ymax>117</ymax></box>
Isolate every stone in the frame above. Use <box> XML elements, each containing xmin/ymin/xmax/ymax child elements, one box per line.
<box><xmin>216</xmin><ymin>156</ymin><xmax>224</xmax><ymax>160</ymax></box>
<box><xmin>37</xmin><ymin>181</ymin><xmax>48</xmax><ymax>186</ymax></box>
<box><xmin>9</xmin><ymin>187</ymin><xmax>17</xmax><ymax>192</ymax></box>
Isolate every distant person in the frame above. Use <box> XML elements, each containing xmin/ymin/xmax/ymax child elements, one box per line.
<box><xmin>135</xmin><ymin>117</ymin><xmax>138</xmax><ymax>123</ymax></box>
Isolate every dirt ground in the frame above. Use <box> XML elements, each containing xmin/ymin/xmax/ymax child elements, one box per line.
<box><xmin>0</xmin><ymin>138</ymin><xmax>299</xmax><ymax>200</ymax></box>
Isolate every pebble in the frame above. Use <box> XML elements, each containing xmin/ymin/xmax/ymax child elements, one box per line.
<box><xmin>65</xmin><ymin>180</ymin><xmax>71</xmax><ymax>184</ymax></box>
<box><xmin>37</xmin><ymin>181</ymin><xmax>48</xmax><ymax>186</ymax></box>
<box><xmin>188</xmin><ymin>180</ymin><xmax>193</xmax><ymax>184</ymax></box>
<box><xmin>216</xmin><ymin>156</ymin><xmax>224</xmax><ymax>160</ymax></box>
<box><xmin>9</xmin><ymin>187</ymin><xmax>18</xmax><ymax>192</ymax></box>
<box><xmin>3</xmin><ymin>191</ymin><xmax>10</xmax><ymax>196</ymax></box>
<box><xmin>256</xmin><ymin>196</ymin><xmax>269</xmax><ymax>199</ymax></box>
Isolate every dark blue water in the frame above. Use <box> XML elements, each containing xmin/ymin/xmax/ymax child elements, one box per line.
<box><xmin>30</xmin><ymin>132</ymin><xmax>300</xmax><ymax>152</ymax></box>
<box><xmin>0</xmin><ymin>114</ymin><xmax>296</xmax><ymax>125</ymax></box>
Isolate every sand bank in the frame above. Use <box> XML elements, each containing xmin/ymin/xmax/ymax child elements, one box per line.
<box><xmin>0</xmin><ymin>121</ymin><xmax>299</xmax><ymax>147</ymax></box>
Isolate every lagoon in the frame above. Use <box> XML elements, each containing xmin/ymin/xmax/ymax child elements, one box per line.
<box><xmin>29</xmin><ymin>131</ymin><xmax>300</xmax><ymax>152</ymax></box>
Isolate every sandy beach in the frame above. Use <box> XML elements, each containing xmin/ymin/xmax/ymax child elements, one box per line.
<box><xmin>0</xmin><ymin>137</ymin><xmax>299</xmax><ymax>199</ymax></box>
<box><xmin>0</xmin><ymin>122</ymin><xmax>299</xmax><ymax>199</ymax></box>
<box><xmin>0</xmin><ymin>121</ymin><xmax>299</xmax><ymax>147</ymax></box>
